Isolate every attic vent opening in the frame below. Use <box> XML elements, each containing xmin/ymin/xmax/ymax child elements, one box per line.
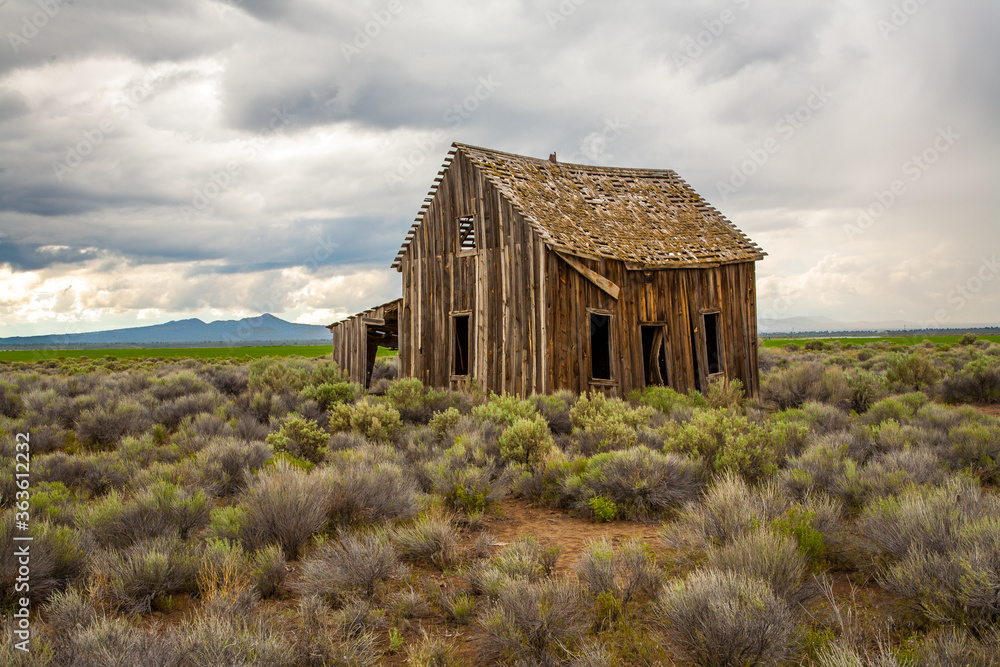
<box><xmin>458</xmin><ymin>215</ymin><xmax>476</xmax><ymax>249</ymax></box>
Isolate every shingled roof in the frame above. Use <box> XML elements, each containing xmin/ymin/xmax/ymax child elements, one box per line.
<box><xmin>392</xmin><ymin>142</ymin><xmax>765</xmax><ymax>270</ymax></box>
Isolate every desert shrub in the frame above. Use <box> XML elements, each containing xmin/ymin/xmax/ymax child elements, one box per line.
<box><xmin>207</xmin><ymin>505</ymin><xmax>247</xmax><ymax>543</ymax></box>
<box><xmin>774</xmin><ymin>401</ymin><xmax>849</xmax><ymax>436</ymax></box>
<box><xmin>197</xmin><ymin>538</ymin><xmax>258</xmax><ymax>610</ymax></box>
<box><xmin>266</xmin><ymin>413</ymin><xmax>328</xmax><ymax>464</ymax></box>
<box><xmin>705</xmin><ymin>378</ymin><xmax>745</xmax><ymax>410</ymax></box>
<box><xmin>560</xmin><ymin>448</ymin><xmax>703</xmax><ymax>521</ymax></box>
<box><xmin>659</xmin><ymin>569</ymin><xmax>796</xmax><ymax>667</ymax></box>
<box><xmin>940</xmin><ymin>355</ymin><xmax>1000</xmax><ymax>404</ymax></box>
<box><xmin>248</xmin><ymin>356</ymin><xmax>312</xmax><ymax>393</ymax></box>
<box><xmin>569</xmin><ymin>392</ymin><xmax>654</xmax><ymax>450</ymax></box>
<box><xmin>629</xmin><ymin>384</ymin><xmax>707</xmax><ymax>417</ymax></box>
<box><xmin>858</xmin><ymin>448</ymin><xmax>947</xmax><ymax>500</ymax></box>
<box><xmin>92</xmin><ymin>534</ymin><xmax>198</xmax><ymax>614</ymax></box>
<box><xmin>196</xmin><ymin>437</ymin><xmax>272</xmax><ymax>497</ymax></box>
<box><xmin>240</xmin><ymin>462</ymin><xmax>329</xmax><ymax>559</ymax></box>
<box><xmin>115</xmin><ymin>433</ymin><xmax>182</xmax><ymax>469</ymax></box>
<box><xmin>475</xmin><ymin>577</ymin><xmax>588</xmax><ymax>666</ymax></box>
<box><xmin>706</xmin><ymin>528</ymin><xmax>807</xmax><ymax>602</ymax></box>
<box><xmin>428</xmin><ymin>407</ymin><xmax>462</xmax><ymax>436</ymax></box>
<box><xmin>589</xmin><ymin>495</ymin><xmax>617</xmax><ymax>523</ymax></box>
<box><xmin>305</xmin><ymin>381</ymin><xmax>359</xmax><ymax>410</ymax></box>
<box><xmin>663</xmin><ymin>408</ymin><xmax>785</xmax><ymax>483</ymax></box>
<box><xmin>945</xmin><ymin>422</ymin><xmax>1000</xmax><ymax>483</ymax></box>
<box><xmin>407</xmin><ymin>632</ymin><xmax>459</xmax><ymax>667</ymax></box>
<box><xmin>43</xmin><ymin>586</ymin><xmax>100</xmax><ymax>634</ymax></box>
<box><xmin>328</xmin><ymin>399</ymin><xmax>401</xmax><ymax>442</ymax></box>
<box><xmin>665</xmin><ymin>475</ymin><xmax>792</xmax><ymax>548</ymax></box>
<box><xmin>296</xmin><ymin>530</ymin><xmax>400</xmax><ymax>603</ymax></box>
<box><xmin>881</xmin><ymin>515</ymin><xmax>1000</xmax><ymax>631</ymax></box>
<box><xmin>1</xmin><ymin>513</ymin><xmax>89</xmax><ymax>607</ymax></box>
<box><xmin>34</xmin><ymin>451</ymin><xmax>131</xmax><ymax>496</ymax></box>
<box><xmin>0</xmin><ymin>381</ymin><xmax>23</xmax><ymax>418</ymax></box>
<box><xmin>29</xmin><ymin>481</ymin><xmax>76</xmax><ymax>525</ymax></box>
<box><xmin>234</xmin><ymin>411</ymin><xmax>272</xmax><ymax>441</ymax></box>
<box><xmin>762</xmin><ymin>362</ymin><xmax>850</xmax><ymax>409</ymax></box>
<box><xmin>472</xmin><ymin>392</ymin><xmax>538</xmax><ymax>426</ymax></box>
<box><xmin>862</xmin><ymin>396</ymin><xmax>916</xmax><ymax>426</ymax></box>
<box><xmin>910</xmin><ymin>627</ymin><xmax>999</xmax><ymax>667</ymax></box>
<box><xmin>76</xmin><ymin>400</ymin><xmax>151</xmax><ymax>447</ymax></box>
<box><xmin>250</xmin><ymin>544</ymin><xmax>287</xmax><ymax>599</ymax></box>
<box><xmin>530</xmin><ymin>391</ymin><xmax>575</xmax><ymax>434</ymax></box>
<box><xmin>177</xmin><ymin>605</ymin><xmax>292</xmax><ymax>667</ymax></box>
<box><xmin>846</xmin><ymin>369</ymin><xmax>885</xmax><ymax>413</ymax></box>
<box><xmin>497</xmin><ymin>415</ymin><xmax>554</xmax><ymax>466</ymax></box>
<box><xmin>152</xmin><ymin>391</ymin><xmax>224</xmax><ymax>430</ymax></box>
<box><xmin>321</xmin><ymin>458</ymin><xmax>419</xmax><ymax>525</ymax></box>
<box><xmin>393</xmin><ymin>514</ymin><xmax>460</xmax><ymax>570</ymax></box>
<box><xmin>859</xmin><ymin>475</ymin><xmax>998</xmax><ymax>560</ymax></box>
<box><xmin>575</xmin><ymin>538</ymin><xmax>660</xmax><ymax>611</ymax></box>
<box><xmin>467</xmin><ymin>537</ymin><xmax>560</xmax><ymax>597</ymax></box>
<box><xmin>79</xmin><ymin>481</ymin><xmax>210</xmax><ymax>547</ymax></box>
<box><xmin>884</xmin><ymin>351</ymin><xmax>940</xmax><ymax>391</ymax></box>
<box><xmin>201</xmin><ymin>364</ymin><xmax>249</xmax><ymax>396</ymax></box>
<box><xmin>423</xmin><ymin>435</ymin><xmax>508</xmax><ymax>515</ymax></box>
<box><xmin>43</xmin><ymin>614</ymin><xmax>175</xmax><ymax>667</ymax></box>
<box><xmin>386</xmin><ymin>377</ymin><xmax>438</xmax><ymax>423</ymax></box>
<box><xmin>150</xmin><ymin>371</ymin><xmax>206</xmax><ymax>400</ymax></box>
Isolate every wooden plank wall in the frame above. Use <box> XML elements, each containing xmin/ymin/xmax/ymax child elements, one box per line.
<box><xmin>329</xmin><ymin>300</ymin><xmax>399</xmax><ymax>386</ymax></box>
<box><xmin>397</xmin><ymin>148</ymin><xmax>760</xmax><ymax>399</ymax></box>
<box><xmin>544</xmin><ymin>257</ymin><xmax>760</xmax><ymax>398</ymax></box>
<box><xmin>398</xmin><ymin>152</ymin><xmax>548</xmax><ymax>395</ymax></box>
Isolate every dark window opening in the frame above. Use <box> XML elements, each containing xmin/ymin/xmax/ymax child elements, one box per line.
<box><xmin>590</xmin><ymin>313</ymin><xmax>612</xmax><ymax>380</ymax></box>
<box><xmin>690</xmin><ymin>323</ymin><xmax>703</xmax><ymax>392</ymax></box>
<box><xmin>453</xmin><ymin>315</ymin><xmax>470</xmax><ymax>376</ymax></box>
<box><xmin>458</xmin><ymin>215</ymin><xmax>476</xmax><ymax>249</ymax></box>
<box><xmin>704</xmin><ymin>312</ymin><xmax>721</xmax><ymax>375</ymax></box>
<box><xmin>641</xmin><ymin>325</ymin><xmax>669</xmax><ymax>387</ymax></box>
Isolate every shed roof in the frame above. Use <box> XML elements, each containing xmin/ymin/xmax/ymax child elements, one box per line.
<box><xmin>392</xmin><ymin>143</ymin><xmax>765</xmax><ymax>270</ymax></box>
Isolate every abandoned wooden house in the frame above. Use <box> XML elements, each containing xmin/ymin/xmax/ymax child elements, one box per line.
<box><xmin>328</xmin><ymin>142</ymin><xmax>765</xmax><ymax>397</ymax></box>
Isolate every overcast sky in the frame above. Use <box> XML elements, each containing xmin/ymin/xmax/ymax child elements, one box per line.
<box><xmin>0</xmin><ymin>0</ymin><xmax>997</xmax><ymax>337</ymax></box>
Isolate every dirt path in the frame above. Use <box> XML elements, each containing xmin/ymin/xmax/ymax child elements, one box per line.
<box><xmin>482</xmin><ymin>497</ymin><xmax>667</xmax><ymax>574</ymax></box>
<box><xmin>971</xmin><ymin>403</ymin><xmax>1000</xmax><ymax>418</ymax></box>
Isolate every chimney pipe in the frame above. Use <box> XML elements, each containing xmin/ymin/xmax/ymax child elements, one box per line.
<box><xmin>548</xmin><ymin>152</ymin><xmax>557</xmax><ymax>164</ymax></box>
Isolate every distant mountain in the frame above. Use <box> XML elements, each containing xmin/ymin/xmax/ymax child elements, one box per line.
<box><xmin>0</xmin><ymin>314</ymin><xmax>332</xmax><ymax>348</ymax></box>
<box><xmin>758</xmin><ymin>316</ymin><xmax>996</xmax><ymax>335</ymax></box>
<box><xmin>759</xmin><ymin>316</ymin><xmax>910</xmax><ymax>334</ymax></box>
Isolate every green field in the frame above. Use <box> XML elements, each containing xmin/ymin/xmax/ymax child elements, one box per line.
<box><xmin>0</xmin><ymin>345</ymin><xmax>401</xmax><ymax>362</ymax></box>
<box><xmin>761</xmin><ymin>334</ymin><xmax>1000</xmax><ymax>348</ymax></box>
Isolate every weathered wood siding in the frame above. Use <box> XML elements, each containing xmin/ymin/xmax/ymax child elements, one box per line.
<box><xmin>544</xmin><ymin>256</ymin><xmax>760</xmax><ymax>397</ymax></box>
<box><xmin>398</xmin><ymin>153</ymin><xmax>760</xmax><ymax>399</ymax></box>
<box><xmin>399</xmin><ymin>152</ymin><xmax>549</xmax><ymax>395</ymax></box>
<box><xmin>329</xmin><ymin>300</ymin><xmax>400</xmax><ymax>386</ymax></box>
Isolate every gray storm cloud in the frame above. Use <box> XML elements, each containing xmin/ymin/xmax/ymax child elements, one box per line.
<box><xmin>0</xmin><ymin>0</ymin><xmax>997</xmax><ymax>336</ymax></box>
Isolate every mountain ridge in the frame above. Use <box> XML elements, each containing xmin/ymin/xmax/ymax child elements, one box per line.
<box><xmin>0</xmin><ymin>314</ymin><xmax>332</xmax><ymax>348</ymax></box>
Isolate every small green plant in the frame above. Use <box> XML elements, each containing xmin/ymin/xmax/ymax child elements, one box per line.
<box><xmin>328</xmin><ymin>399</ymin><xmax>402</xmax><ymax>442</ymax></box>
<box><xmin>497</xmin><ymin>415</ymin><xmax>554</xmax><ymax>466</ymax></box>
<box><xmin>588</xmin><ymin>495</ymin><xmax>618</xmax><ymax>523</ymax></box>
<box><xmin>266</xmin><ymin>413</ymin><xmax>329</xmax><ymax>464</ymax></box>
<box><xmin>389</xmin><ymin>626</ymin><xmax>405</xmax><ymax>653</ymax></box>
<box><xmin>771</xmin><ymin>508</ymin><xmax>826</xmax><ymax>566</ymax></box>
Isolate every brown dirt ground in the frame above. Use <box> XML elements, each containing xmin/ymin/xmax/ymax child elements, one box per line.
<box><xmin>971</xmin><ymin>403</ymin><xmax>1000</xmax><ymax>418</ymax></box>
<box><xmin>482</xmin><ymin>497</ymin><xmax>667</xmax><ymax>575</ymax></box>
